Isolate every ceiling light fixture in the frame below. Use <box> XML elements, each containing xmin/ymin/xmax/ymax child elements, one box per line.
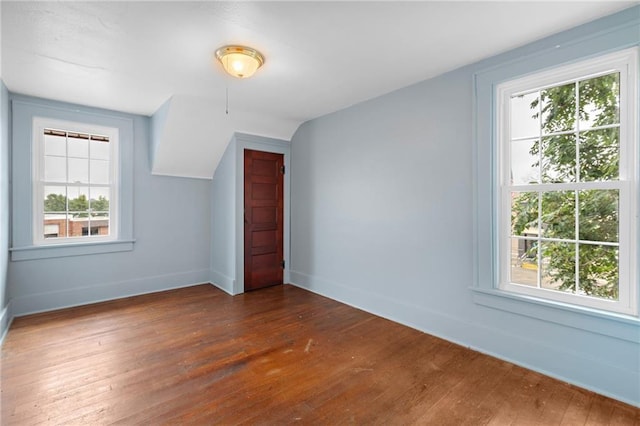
<box><xmin>215</xmin><ymin>45</ymin><xmax>265</xmax><ymax>79</ymax></box>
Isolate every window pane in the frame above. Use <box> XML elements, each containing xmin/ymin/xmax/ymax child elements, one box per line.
<box><xmin>90</xmin><ymin>159</ymin><xmax>110</xmax><ymax>184</ymax></box>
<box><xmin>44</xmin><ymin>213</ymin><xmax>67</xmax><ymax>238</ymax></box>
<box><xmin>510</xmin><ymin>92</ymin><xmax>540</xmax><ymax>139</ymax></box>
<box><xmin>44</xmin><ymin>134</ymin><xmax>66</xmax><ymax>157</ymax></box>
<box><xmin>44</xmin><ymin>155</ymin><xmax>67</xmax><ymax>183</ymax></box>
<box><xmin>67</xmin><ymin>187</ymin><xmax>89</xmax><ymax>217</ymax></box>
<box><xmin>510</xmin><ymin>237</ymin><xmax>538</xmax><ymax>287</ymax></box>
<box><xmin>90</xmin><ymin>139</ymin><xmax>110</xmax><ymax>160</ymax></box>
<box><xmin>579</xmin><ymin>190</ymin><xmax>618</xmax><ymax>243</ymax></box>
<box><xmin>541</xmin><ymin>82</ymin><xmax>576</xmax><ymax>134</ymax></box>
<box><xmin>89</xmin><ymin>187</ymin><xmax>110</xmax><ymax>216</ymax></box>
<box><xmin>511</xmin><ymin>191</ymin><xmax>538</xmax><ymax>237</ymax></box>
<box><xmin>541</xmin><ymin>134</ymin><xmax>576</xmax><ymax>183</ymax></box>
<box><xmin>541</xmin><ymin>241</ymin><xmax>576</xmax><ymax>293</ymax></box>
<box><xmin>579</xmin><ymin>128</ymin><xmax>619</xmax><ymax>182</ymax></box>
<box><xmin>68</xmin><ymin>137</ymin><xmax>89</xmax><ymax>158</ymax></box>
<box><xmin>579</xmin><ymin>73</ymin><xmax>619</xmax><ymax>129</ymax></box>
<box><xmin>68</xmin><ymin>158</ymin><xmax>89</xmax><ymax>183</ymax></box>
<box><xmin>43</xmin><ymin>186</ymin><xmax>67</xmax><ymax>212</ymax></box>
<box><xmin>510</xmin><ymin>138</ymin><xmax>539</xmax><ymax>184</ymax></box>
<box><xmin>541</xmin><ymin>191</ymin><xmax>575</xmax><ymax>240</ymax></box>
<box><xmin>578</xmin><ymin>244</ymin><xmax>618</xmax><ymax>300</ymax></box>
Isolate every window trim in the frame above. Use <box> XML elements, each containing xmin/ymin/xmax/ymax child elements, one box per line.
<box><xmin>471</xmin><ymin>10</ymin><xmax>640</xmax><ymax>336</ymax></box>
<box><xmin>10</xmin><ymin>97</ymin><xmax>135</xmax><ymax>261</ymax></box>
<box><xmin>32</xmin><ymin>117</ymin><xmax>120</xmax><ymax>246</ymax></box>
<box><xmin>495</xmin><ymin>48</ymin><xmax>638</xmax><ymax>316</ymax></box>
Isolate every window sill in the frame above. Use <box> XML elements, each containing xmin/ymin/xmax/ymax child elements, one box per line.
<box><xmin>10</xmin><ymin>239</ymin><xmax>135</xmax><ymax>261</ymax></box>
<box><xmin>471</xmin><ymin>287</ymin><xmax>640</xmax><ymax>343</ymax></box>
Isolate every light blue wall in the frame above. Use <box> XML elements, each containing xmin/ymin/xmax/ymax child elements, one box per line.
<box><xmin>7</xmin><ymin>97</ymin><xmax>212</xmax><ymax>315</ymax></box>
<box><xmin>210</xmin><ymin>137</ymin><xmax>237</xmax><ymax>294</ymax></box>
<box><xmin>290</xmin><ymin>6</ymin><xmax>640</xmax><ymax>406</ymax></box>
<box><xmin>149</xmin><ymin>97</ymin><xmax>170</xmax><ymax>169</ymax></box>
<box><xmin>0</xmin><ymin>81</ymin><xmax>10</xmax><ymax>341</ymax></box>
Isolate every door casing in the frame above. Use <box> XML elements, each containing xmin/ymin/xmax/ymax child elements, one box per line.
<box><xmin>233</xmin><ymin>133</ymin><xmax>290</xmax><ymax>295</ymax></box>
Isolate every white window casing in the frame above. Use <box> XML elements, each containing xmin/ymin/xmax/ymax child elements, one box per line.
<box><xmin>10</xmin><ymin>98</ymin><xmax>135</xmax><ymax>261</ymax></box>
<box><xmin>496</xmin><ymin>47</ymin><xmax>638</xmax><ymax>316</ymax></box>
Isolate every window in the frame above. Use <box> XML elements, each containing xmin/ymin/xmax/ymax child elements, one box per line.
<box><xmin>497</xmin><ymin>48</ymin><xmax>637</xmax><ymax>316</ymax></box>
<box><xmin>33</xmin><ymin>119</ymin><xmax>118</xmax><ymax>245</ymax></box>
<box><xmin>10</xmin><ymin>98</ymin><xmax>134</xmax><ymax>261</ymax></box>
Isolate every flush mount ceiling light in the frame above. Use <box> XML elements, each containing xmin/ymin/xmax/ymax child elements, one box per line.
<box><xmin>215</xmin><ymin>45</ymin><xmax>265</xmax><ymax>79</ymax></box>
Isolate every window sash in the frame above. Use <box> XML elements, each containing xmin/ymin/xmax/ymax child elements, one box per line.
<box><xmin>32</xmin><ymin>117</ymin><xmax>120</xmax><ymax>246</ymax></box>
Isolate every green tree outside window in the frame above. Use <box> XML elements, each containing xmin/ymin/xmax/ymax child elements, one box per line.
<box><xmin>511</xmin><ymin>73</ymin><xmax>620</xmax><ymax>299</ymax></box>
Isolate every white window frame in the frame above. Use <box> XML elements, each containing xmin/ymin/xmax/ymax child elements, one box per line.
<box><xmin>496</xmin><ymin>48</ymin><xmax>638</xmax><ymax>316</ymax></box>
<box><xmin>32</xmin><ymin>117</ymin><xmax>120</xmax><ymax>246</ymax></box>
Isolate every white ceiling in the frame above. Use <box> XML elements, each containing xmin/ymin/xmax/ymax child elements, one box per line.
<box><xmin>1</xmin><ymin>1</ymin><xmax>636</xmax><ymax>178</ymax></box>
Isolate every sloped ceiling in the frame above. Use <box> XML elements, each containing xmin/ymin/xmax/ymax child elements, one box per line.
<box><xmin>1</xmin><ymin>1</ymin><xmax>636</xmax><ymax>178</ymax></box>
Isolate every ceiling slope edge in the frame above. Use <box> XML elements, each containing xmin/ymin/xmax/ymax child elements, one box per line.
<box><xmin>150</xmin><ymin>94</ymin><xmax>300</xmax><ymax>179</ymax></box>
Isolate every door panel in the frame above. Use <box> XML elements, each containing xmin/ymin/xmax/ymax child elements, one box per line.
<box><xmin>251</xmin><ymin>230</ymin><xmax>277</xmax><ymax>256</ymax></box>
<box><xmin>252</xmin><ymin>159</ymin><xmax>276</xmax><ymax>176</ymax></box>
<box><xmin>252</xmin><ymin>206</ymin><xmax>276</xmax><ymax>224</ymax></box>
<box><xmin>252</xmin><ymin>183</ymin><xmax>277</xmax><ymax>200</ymax></box>
<box><xmin>244</xmin><ymin>149</ymin><xmax>284</xmax><ymax>291</ymax></box>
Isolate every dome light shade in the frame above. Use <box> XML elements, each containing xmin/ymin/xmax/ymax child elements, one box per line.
<box><xmin>215</xmin><ymin>45</ymin><xmax>265</xmax><ymax>79</ymax></box>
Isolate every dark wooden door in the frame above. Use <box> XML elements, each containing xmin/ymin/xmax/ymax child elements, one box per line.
<box><xmin>244</xmin><ymin>149</ymin><xmax>284</xmax><ymax>291</ymax></box>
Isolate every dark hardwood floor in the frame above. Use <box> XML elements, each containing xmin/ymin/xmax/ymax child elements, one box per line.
<box><xmin>1</xmin><ymin>284</ymin><xmax>638</xmax><ymax>425</ymax></box>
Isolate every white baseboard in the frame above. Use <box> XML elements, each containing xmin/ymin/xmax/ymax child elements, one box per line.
<box><xmin>210</xmin><ymin>269</ymin><xmax>235</xmax><ymax>295</ymax></box>
<box><xmin>10</xmin><ymin>268</ymin><xmax>211</xmax><ymax>317</ymax></box>
<box><xmin>289</xmin><ymin>270</ymin><xmax>640</xmax><ymax>408</ymax></box>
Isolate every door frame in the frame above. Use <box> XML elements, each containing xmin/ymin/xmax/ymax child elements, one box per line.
<box><xmin>234</xmin><ymin>133</ymin><xmax>290</xmax><ymax>294</ymax></box>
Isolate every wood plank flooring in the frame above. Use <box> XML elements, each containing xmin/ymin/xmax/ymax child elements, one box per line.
<box><xmin>1</xmin><ymin>284</ymin><xmax>638</xmax><ymax>425</ymax></box>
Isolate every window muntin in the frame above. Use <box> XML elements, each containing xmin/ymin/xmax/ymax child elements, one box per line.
<box><xmin>33</xmin><ymin>118</ymin><xmax>119</xmax><ymax>245</ymax></box>
<box><xmin>498</xmin><ymin>48</ymin><xmax>637</xmax><ymax>316</ymax></box>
